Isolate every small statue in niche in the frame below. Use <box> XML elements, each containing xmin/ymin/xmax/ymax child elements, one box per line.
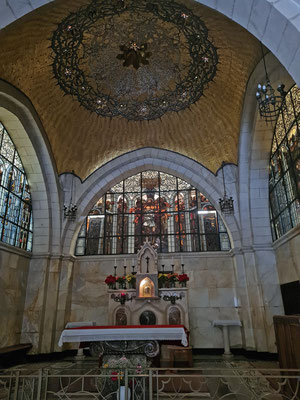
<box><xmin>143</xmin><ymin>282</ymin><xmax>151</xmax><ymax>297</ymax></box>
<box><xmin>168</xmin><ymin>306</ymin><xmax>181</xmax><ymax>325</ymax></box>
<box><xmin>116</xmin><ymin>308</ymin><xmax>127</xmax><ymax>326</ymax></box>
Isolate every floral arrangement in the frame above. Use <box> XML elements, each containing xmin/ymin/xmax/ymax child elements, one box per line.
<box><xmin>178</xmin><ymin>273</ymin><xmax>189</xmax><ymax>283</ymax></box>
<box><xmin>99</xmin><ymin>355</ymin><xmax>150</xmax><ymax>393</ymax></box>
<box><xmin>126</xmin><ymin>274</ymin><xmax>136</xmax><ymax>284</ymax></box>
<box><xmin>104</xmin><ymin>275</ymin><xmax>116</xmax><ymax>286</ymax></box>
<box><xmin>167</xmin><ymin>273</ymin><xmax>179</xmax><ymax>283</ymax></box>
<box><xmin>116</xmin><ymin>276</ymin><xmax>126</xmax><ymax>284</ymax></box>
<box><xmin>158</xmin><ymin>273</ymin><xmax>168</xmax><ymax>283</ymax></box>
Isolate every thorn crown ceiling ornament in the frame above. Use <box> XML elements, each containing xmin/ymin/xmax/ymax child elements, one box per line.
<box><xmin>51</xmin><ymin>0</ymin><xmax>218</xmax><ymax>121</ymax></box>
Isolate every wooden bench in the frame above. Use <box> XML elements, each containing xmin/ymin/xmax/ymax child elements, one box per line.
<box><xmin>0</xmin><ymin>343</ymin><xmax>32</xmax><ymax>367</ymax></box>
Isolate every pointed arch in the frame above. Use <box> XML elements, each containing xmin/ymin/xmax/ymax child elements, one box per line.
<box><xmin>60</xmin><ymin>148</ymin><xmax>241</xmax><ymax>255</ymax></box>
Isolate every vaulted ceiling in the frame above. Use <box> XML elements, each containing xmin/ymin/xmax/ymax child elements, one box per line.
<box><xmin>0</xmin><ymin>0</ymin><xmax>261</xmax><ymax>180</ymax></box>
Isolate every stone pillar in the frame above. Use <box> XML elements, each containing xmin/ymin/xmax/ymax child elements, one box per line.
<box><xmin>20</xmin><ymin>254</ymin><xmax>76</xmax><ymax>354</ymax></box>
<box><xmin>40</xmin><ymin>256</ymin><xmax>62</xmax><ymax>353</ymax></box>
<box><xmin>20</xmin><ymin>256</ymin><xmax>50</xmax><ymax>353</ymax></box>
<box><xmin>54</xmin><ymin>256</ymin><xmax>75</xmax><ymax>352</ymax></box>
<box><xmin>232</xmin><ymin>245</ymin><xmax>283</xmax><ymax>353</ymax></box>
<box><xmin>253</xmin><ymin>246</ymin><xmax>284</xmax><ymax>352</ymax></box>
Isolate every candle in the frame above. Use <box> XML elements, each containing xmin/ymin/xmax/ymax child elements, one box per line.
<box><xmin>114</xmin><ymin>257</ymin><xmax>117</xmax><ymax>265</ymax></box>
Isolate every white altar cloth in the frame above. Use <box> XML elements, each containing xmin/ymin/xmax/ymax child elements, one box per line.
<box><xmin>58</xmin><ymin>325</ymin><xmax>188</xmax><ymax>347</ymax></box>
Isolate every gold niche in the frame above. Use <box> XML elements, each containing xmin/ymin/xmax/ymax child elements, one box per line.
<box><xmin>139</xmin><ymin>277</ymin><xmax>155</xmax><ymax>298</ymax></box>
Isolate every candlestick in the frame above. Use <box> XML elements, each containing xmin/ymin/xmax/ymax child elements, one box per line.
<box><xmin>123</xmin><ymin>266</ymin><xmax>127</xmax><ymax>289</ymax></box>
<box><xmin>132</xmin><ymin>265</ymin><xmax>136</xmax><ymax>275</ymax></box>
<box><xmin>181</xmin><ymin>263</ymin><xmax>185</xmax><ymax>273</ymax></box>
<box><xmin>171</xmin><ymin>264</ymin><xmax>174</xmax><ymax>273</ymax></box>
<box><xmin>114</xmin><ymin>265</ymin><xmax>117</xmax><ymax>277</ymax></box>
<box><xmin>161</xmin><ymin>264</ymin><xmax>165</xmax><ymax>273</ymax></box>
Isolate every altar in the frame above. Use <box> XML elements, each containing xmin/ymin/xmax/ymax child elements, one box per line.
<box><xmin>59</xmin><ymin>240</ymin><xmax>190</xmax><ymax>360</ymax></box>
<box><xmin>58</xmin><ymin>324</ymin><xmax>188</xmax><ymax>357</ymax></box>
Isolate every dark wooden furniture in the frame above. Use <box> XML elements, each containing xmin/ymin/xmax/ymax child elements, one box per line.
<box><xmin>0</xmin><ymin>343</ymin><xmax>32</xmax><ymax>368</ymax></box>
<box><xmin>273</xmin><ymin>315</ymin><xmax>300</xmax><ymax>398</ymax></box>
<box><xmin>160</xmin><ymin>345</ymin><xmax>193</xmax><ymax>368</ymax></box>
<box><xmin>274</xmin><ymin>315</ymin><xmax>300</xmax><ymax>369</ymax></box>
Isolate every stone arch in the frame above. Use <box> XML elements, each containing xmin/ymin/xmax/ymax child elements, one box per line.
<box><xmin>0</xmin><ymin>80</ymin><xmax>61</xmax><ymax>255</ymax></box>
<box><xmin>238</xmin><ymin>51</ymin><xmax>294</xmax><ymax>248</ymax></box>
<box><xmin>0</xmin><ymin>1</ymin><xmax>299</xmax><ymax>85</ymax></box>
<box><xmin>60</xmin><ymin>148</ymin><xmax>241</xmax><ymax>255</ymax></box>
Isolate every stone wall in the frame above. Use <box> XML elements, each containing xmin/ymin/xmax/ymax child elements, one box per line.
<box><xmin>0</xmin><ymin>243</ymin><xmax>30</xmax><ymax>347</ymax></box>
<box><xmin>71</xmin><ymin>253</ymin><xmax>242</xmax><ymax>350</ymax></box>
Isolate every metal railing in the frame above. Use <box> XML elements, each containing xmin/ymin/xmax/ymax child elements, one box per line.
<box><xmin>0</xmin><ymin>367</ymin><xmax>299</xmax><ymax>399</ymax></box>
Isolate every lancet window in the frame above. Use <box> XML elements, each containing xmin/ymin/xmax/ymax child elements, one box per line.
<box><xmin>0</xmin><ymin>122</ymin><xmax>33</xmax><ymax>251</ymax></box>
<box><xmin>75</xmin><ymin>171</ymin><xmax>230</xmax><ymax>255</ymax></box>
<box><xmin>269</xmin><ymin>85</ymin><xmax>300</xmax><ymax>240</ymax></box>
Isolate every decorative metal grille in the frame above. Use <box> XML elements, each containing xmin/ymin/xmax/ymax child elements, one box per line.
<box><xmin>75</xmin><ymin>171</ymin><xmax>230</xmax><ymax>255</ymax></box>
<box><xmin>269</xmin><ymin>85</ymin><xmax>300</xmax><ymax>240</ymax></box>
<box><xmin>0</xmin><ymin>122</ymin><xmax>33</xmax><ymax>251</ymax></box>
<box><xmin>50</xmin><ymin>0</ymin><xmax>218</xmax><ymax>120</ymax></box>
<box><xmin>0</xmin><ymin>367</ymin><xmax>299</xmax><ymax>399</ymax></box>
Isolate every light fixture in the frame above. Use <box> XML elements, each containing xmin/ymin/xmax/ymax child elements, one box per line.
<box><xmin>50</xmin><ymin>0</ymin><xmax>218</xmax><ymax>121</ymax></box>
<box><xmin>64</xmin><ymin>171</ymin><xmax>78</xmax><ymax>220</ymax></box>
<box><xmin>255</xmin><ymin>43</ymin><xmax>286</xmax><ymax>122</ymax></box>
<box><xmin>219</xmin><ymin>162</ymin><xmax>234</xmax><ymax>215</ymax></box>
<box><xmin>111</xmin><ymin>292</ymin><xmax>134</xmax><ymax>305</ymax></box>
<box><xmin>162</xmin><ymin>293</ymin><xmax>182</xmax><ymax>304</ymax></box>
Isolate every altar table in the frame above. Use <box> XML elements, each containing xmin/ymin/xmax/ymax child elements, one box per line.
<box><xmin>58</xmin><ymin>325</ymin><xmax>188</xmax><ymax>348</ymax></box>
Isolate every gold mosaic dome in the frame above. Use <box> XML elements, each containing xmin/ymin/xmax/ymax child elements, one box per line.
<box><xmin>0</xmin><ymin>0</ymin><xmax>261</xmax><ymax>179</ymax></box>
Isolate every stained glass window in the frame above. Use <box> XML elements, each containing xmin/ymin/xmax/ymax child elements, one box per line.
<box><xmin>269</xmin><ymin>85</ymin><xmax>300</xmax><ymax>240</ymax></box>
<box><xmin>75</xmin><ymin>171</ymin><xmax>230</xmax><ymax>255</ymax></box>
<box><xmin>0</xmin><ymin>122</ymin><xmax>33</xmax><ymax>251</ymax></box>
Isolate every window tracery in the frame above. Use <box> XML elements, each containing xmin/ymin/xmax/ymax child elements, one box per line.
<box><xmin>269</xmin><ymin>85</ymin><xmax>300</xmax><ymax>240</ymax></box>
<box><xmin>75</xmin><ymin>171</ymin><xmax>230</xmax><ymax>255</ymax></box>
<box><xmin>0</xmin><ymin>122</ymin><xmax>33</xmax><ymax>251</ymax></box>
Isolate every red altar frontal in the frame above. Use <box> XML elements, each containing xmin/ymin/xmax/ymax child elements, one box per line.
<box><xmin>58</xmin><ymin>324</ymin><xmax>188</xmax><ymax>358</ymax></box>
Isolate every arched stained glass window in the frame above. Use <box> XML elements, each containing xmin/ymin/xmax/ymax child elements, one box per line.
<box><xmin>0</xmin><ymin>122</ymin><xmax>33</xmax><ymax>251</ymax></box>
<box><xmin>269</xmin><ymin>85</ymin><xmax>300</xmax><ymax>240</ymax></box>
<box><xmin>75</xmin><ymin>171</ymin><xmax>230</xmax><ymax>255</ymax></box>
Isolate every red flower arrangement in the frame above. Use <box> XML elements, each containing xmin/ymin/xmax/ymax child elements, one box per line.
<box><xmin>178</xmin><ymin>274</ymin><xmax>189</xmax><ymax>282</ymax></box>
<box><xmin>110</xmin><ymin>371</ymin><xmax>118</xmax><ymax>381</ymax></box>
<box><xmin>167</xmin><ymin>273</ymin><xmax>179</xmax><ymax>283</ymax></box>
<box><xmin>116</xmin><ymin>276</ymin><xmax>126</xmax><ymax>284</ymax></box>
<box><xmin>105</xmin><ymin>275</ymin><xmax>116</xmax><ymax>285</ymax></box>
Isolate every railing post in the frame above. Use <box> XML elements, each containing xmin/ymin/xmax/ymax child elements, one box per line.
<box><xmin>43</xmin><ymin>369</ymin><xmax>49</xmax><ymax>400</ymax></box>
<box><xmin>37</xmin><ymin>369</ymin><xmax>42</xmax><ymax>400</ymax></box>
<box><xmin>125</xmin><ymin>369</ymin><xmax>128</xmax><ymax>400</ymax></box>
<box><xmin>149</xmin><ymin>370</ymin><xmax>153</xmax><ymax>400</ymax></box>
<box><xmin>13</xmin><ymin>371</ymin><xmax>20</xmax><ymax>400</ymax></box>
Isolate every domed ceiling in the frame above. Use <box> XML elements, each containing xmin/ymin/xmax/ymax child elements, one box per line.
<box><xmin>0</xmin><ymin>0</ymin><xmax>261</xmax><ymax>180</ymax></box>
